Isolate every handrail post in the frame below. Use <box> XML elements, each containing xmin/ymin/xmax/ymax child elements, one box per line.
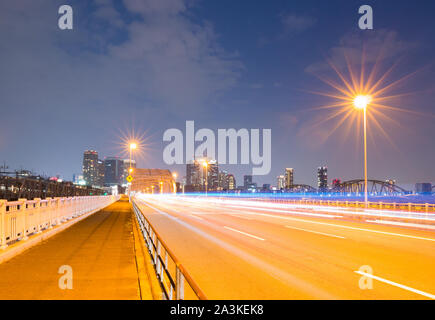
<box><xmin>46</xmin><ymin>198</ymin><xmax>53</xmax><ymax>229</ymax></box>
<box><xmin>54</xmin><ymin>197</ymin><xmax>60</xmax><ymax>225</ymax></box>
<box><xmin>0</xmin><ymin>200</ymin><xmax>7</xmax><ymax>250</ymax></box>
<box><xmin>35</xmin><ymin>198</ymin><xmax>42</xmax><ymax>233</ymax></box>
<box><xmin>176</xmin><ymin>266</ymin><xmax>184</xmax><ymax>300</ymax></box>
<box><xmin>19</xmin><ymin>198</ymin><xmax>28</xmax><ymax>241</ymax></box>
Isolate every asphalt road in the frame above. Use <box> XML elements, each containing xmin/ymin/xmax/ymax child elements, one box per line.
<box><xmin>134</xmin><ymin>195</ymin><xmax>435</xmax><ymax>300</ymax></box>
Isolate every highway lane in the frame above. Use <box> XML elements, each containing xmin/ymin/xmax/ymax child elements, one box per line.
<box><xmin>134</xmin><ymin>195</ymin><xmax>435</xmax><ymax>300</ymax></box>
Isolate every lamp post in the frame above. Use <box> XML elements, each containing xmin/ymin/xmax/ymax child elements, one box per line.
<box><xmin>172</xmin><ymin>172</ymin><xmax>177</xmax><ymax>194</ymax></box>
<box><xmin>354</xmin><ymin>95</ymin><xmax>370</xmax><ymax>207</ymax></box>
<box><xmin>129</xmin><ymin>143</ymin><xmax>137</xmax><ymax>175</ymax></box>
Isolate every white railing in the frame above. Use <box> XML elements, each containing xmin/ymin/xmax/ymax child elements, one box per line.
<box><xmin>0</xmin><ymin>195</ymin><xmax>119</xmax><ymax>250</ymax></box>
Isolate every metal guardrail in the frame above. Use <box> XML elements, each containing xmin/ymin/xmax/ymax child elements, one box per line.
<box><xmin>0</xmin><ymin>195</ymin><xmax>119</xmax><ymax>249</ymax></box>
<box><xmin>131</xmin><ymin>199</ymin><xmax>207</xmax><ymax>300</ymax></box>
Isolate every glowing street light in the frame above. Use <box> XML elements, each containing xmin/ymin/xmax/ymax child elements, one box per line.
<box><xmin>159</xmin><ymin>181</ymin><xmax>163</xmax><ymax>194</ymax></box>
<box><xmin>353</xmin><ymin>95</ymin><xmax>371</xmax><ymax>207</ymax></box>
<box><xmin>129</xmin><ymin>142</ymin><xmax>137</xmax><ymax>181</ymax></box>
<box><xmin>172</xmin><ymin>172</ymin><xmax>177</xmax><ymax>194</ymax></box>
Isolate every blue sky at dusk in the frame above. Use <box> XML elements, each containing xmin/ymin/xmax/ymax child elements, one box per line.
<box><xmin>1</xmin><ymin>0</ymin><xmax>435</xmax><ymax>189</ymax></box>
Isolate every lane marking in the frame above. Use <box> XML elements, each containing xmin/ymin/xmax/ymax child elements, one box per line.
<box><xmin>253</xmin><ymin>213</ymin><xmax>435</xmax><ymax>242</ymax></box>
<box><xmin>229</xmin><ymin>214</ymin><xmax>253</xmax><ymax>220</ymax></box>
<box><xmin>354</xmin><ymin>271</ymin><xmax>435</xmax><ymax>300</ymax></box>
<box><xmin>189</xmin><ymin>214</ymin><xmax>204</xmax><ymax>221</ymax></box>
<box><xmin>285</xmin><ymin>225</ymin><xmax>345</xmax><ymax>239</ymax></box>
<box><xmin>223</xmin><ymin>226</ymin><xmax>265</xmax><ymax>241</ymax></box>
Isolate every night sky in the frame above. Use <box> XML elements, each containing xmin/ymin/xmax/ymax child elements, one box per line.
<box><xmin>1</xmin><ymin>0</ymin><xmax>434</xmax><ymax>190</ymax></box>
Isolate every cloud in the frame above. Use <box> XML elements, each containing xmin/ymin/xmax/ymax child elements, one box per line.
<box><xmin>123</xmin><ymin>0</ymin><xmax>190</xmax><ymax>16</ymax></box>
<box><xmin>258</xmin><ymin>13</ymin><xmax>316</xmax><ymax>46</ymax></box>
<box><xmin>305</xmin><ymin>29</ymin><xmax>418</xmax><ymax>74</ymax></box>
<box><xmin>281</xmin><ymin>14</ymin><xmax>316</xmax><ymax>33</ymax></box>
<box><xmin>0</xmin><ymin>0</ymin><xmax>243</xmax><ymax>116</ymax></box>
<box><xmin>0</xmin><ymin>0</ymin><xmax>244</xmax><ymax>176</ymax></box>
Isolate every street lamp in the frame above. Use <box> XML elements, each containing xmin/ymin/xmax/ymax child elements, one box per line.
<box><xmin>202</xmin><ymin>161</ymin><xmax>208</xmax><ymax>195</ymax></box>
<box><xmin>129</xmin><ymin>142</ymin><xmax>137</xmax><ymax>178</ymax></box>
<box><xmin>353</xmin><ymin>95</ymin><xmax>371</xmax><ymax>207</ymax></box>
<box><xmin>160</xmin><ymin>181</ymin><xmax>163</xmax><ymax>194</ymax></box>
<box><xmin>172</xmin><ymin>172</ymin><xmax>177</xmax><ymax>194</ymax></box>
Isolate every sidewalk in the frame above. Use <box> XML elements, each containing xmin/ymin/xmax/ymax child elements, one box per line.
<box><xmin>0</xmin><ymin>196</ymin><xmax>154</xmax><ymax>299</ymax></box>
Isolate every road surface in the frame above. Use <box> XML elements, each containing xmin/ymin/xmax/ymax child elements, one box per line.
<box><xmin>0</xmin><ymin>197</ymin><xmax>143</xmax><ymax>300</ymax></box>
<box><xmin>134</xmin><ymin>195</ymin><xmax>435</xmax><ymax>300</ymax></box>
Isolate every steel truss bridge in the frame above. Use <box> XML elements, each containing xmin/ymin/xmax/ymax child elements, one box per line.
<box><xmin>285</xmin><ymin>179</ymin><xmax>410</xmax><ymax>195</ymax></box>
<box><xmin>0</xmin><ymin>175</ymin><xmax>104</xmax><ymax>201</ymax></box>
<box><xmin>331</xmin><ymin>179</ymin><xmax>410</xmax><ymax>195</ymax></box>
<box><xmin>130</xmin><ymin>168</ymin><xmax>175</xmax><ymax>194</ymax></box>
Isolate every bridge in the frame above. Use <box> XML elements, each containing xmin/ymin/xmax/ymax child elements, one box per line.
<box><xmin>284</xmin><ymin>179</ymin><xmax>411</xmax><ymax>195</ymax></box>
<box><xmin>1</xmin><ymin>190</ymin><xmax>435</xmax><ymax>299</ymax></box>
<box><xmin>130</xmin><ymin>169</ymin><xmax>176</xmax><ymax>194</ymax></box>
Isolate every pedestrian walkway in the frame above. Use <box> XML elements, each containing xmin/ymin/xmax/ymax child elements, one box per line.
<box><xmin>0</xmin><ymin>197</ymin><xmax>153</xmax><ymax>299</ymax></box>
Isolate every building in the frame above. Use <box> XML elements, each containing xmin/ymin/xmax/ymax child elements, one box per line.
<box><xmin>207</xmin><ymin>160</ymin><xmax>219</xmax><ymax>191</ymax></box>
<box><xmin>82</xmin><ymin>150</ymin><xmax>99</xmax><ymax>187</ymax></box>
<box><xmin>185</xmin><ymin>158</ymin><xmax>218</xmax><ymax>192</ymax></box>
<box><xmin>285</xmin><ymin>168</ymin><xmax>294</xmax><ymax>189</ymax></box>
<box><xmin>243</xmin><ymin>175</ymin><xmax>253</xmax><ymax>190</ymax></box>
<box><xmin>186</xmin><ymin>160</ymin><xmax>202</xmax><ymax>191</ymax></box>
<box><xmin>97</xmin><ymin>159</ymin><xmax>105</xmax><ymax>187</ymax></box>
<box><xmin>122</xmin><ymin>159</ymin><xmax>136</xmax><ymax>182</ymax></box>
<box><xmin>277</xmin><ymin>175</ymin><xmax>285</xmax><ymax>190</ymax></box>
<box><xmin>227</xmin><ymin>174</ymin><xmax>236</xmax><ymax>190</ymax></box>
<box><xmin>416</xmin><ymin>183</ymin><xmax>432</xmax><ymax>194</ymax></box>
<box><xmin>218</xmin><ymin>170</ymin><xmax>228</xmax><ymax>190</ymax></box>
<box><xmin>317</xmin><ymin>166</ymin><xmax>328</xmax><ymax>191</ymax></box>
<box><xmin>104</xmin><ymin>157</ymin><xmax>124</xmax><ymax>186</ymax></box>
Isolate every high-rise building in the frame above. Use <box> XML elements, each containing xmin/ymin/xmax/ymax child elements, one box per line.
<box><xmin>317</xmin><ymin>166</ymin><xmax>328</xmax><ymax>191</ymax></box>
<box><xmin>227</xmin><ymin>174</ymin><xmax>236</xmax><ymax>190</ymax></box>
<box><xmin>186</xmin><ymin>160</ymin><xmax>202</xmax><ymax>191</ymax></box>
<box><xmin>285</xmin><ymin>168</ymin><xmax>294</xmax><ymax>189</ymax></box>
<box><xmin>97</xmin><ymin>159</ymin><xmax>105</xmax><ymax>187</ymax></box>
<box><xmin>277</xmin><ymin>175</ymin><xmax>285</xmax><ymax>190</ymax></box>
<box><xmin>104</xmin><ymin>157</ymin><xmax>124</xmax><ymax>186</ymax></box>
<box><xmin>207</xmin><ymin>160</ymin><xmax>219</xmax><ymax>191</ymax></box>
<box><xmin>82</xmin><ymin>150</ymin><xmax>99</xmax><ymax>186</ymax></box>
<box><xmin>185</xmin><ymin>158</ymin><xmax>219</xmax><ymax>192</ymax></box>
<box><xmin>122</xmin><ymin>159</ymin><xmax>136</xmax><ymax>182</ymax></box>
<box><xmin>243</xmin><ymin>175</ymin><xmax>253</xmax><ymax>190</ymax></box>
<box><xmin>218</xmin><ymin>170</ymin><xmax>228</xmax><ymax>190</ymax></box>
